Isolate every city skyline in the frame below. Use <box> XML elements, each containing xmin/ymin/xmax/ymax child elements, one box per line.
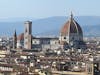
<box><xmin>0</xmin><ymin>1</ymin><xmax>99</xmax><ymax>75</ymax></box>
<box><xmin>0</xmin><ymin>0</ymin><xmax>100</xmax><ymax>19</ymax></box>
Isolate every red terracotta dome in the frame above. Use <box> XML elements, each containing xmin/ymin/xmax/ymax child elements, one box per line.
<box><xmin>17</xmin><ymin>33</ymin><xmax>24</xmax><ymax>40</ymax></box>
<box><xmin>17</xmin><ymin>33</ymin><xmax>35</xmax><ymax>41</ymax></box>
<box><xmin>60</xmin><ymin>14</ymin><xmax>83</xmax><ymax>36</ymax></box>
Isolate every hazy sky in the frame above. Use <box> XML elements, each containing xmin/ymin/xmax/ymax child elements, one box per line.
<box><xmin>0</xmin><ymin>0</ymin><xmax>100</xmax><ymax>18</ymax></box>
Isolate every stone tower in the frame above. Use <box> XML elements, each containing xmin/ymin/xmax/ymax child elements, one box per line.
<box><xmin>13</xmin><ymin>30</ymin><xmax>17</xmax><ymax>49</ymax></box>
<box><xmin>24</xmin><ymin>21</ymin><xmax>32</xmax><ymax>49</ymax></box>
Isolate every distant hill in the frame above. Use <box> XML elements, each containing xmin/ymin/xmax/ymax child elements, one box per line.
<box><xmin>32</xmin><ymin>16</ymin><xmax>100</xmax><ymax>37</ymax></box>
<box><xmin>0</xmin><ymin>16</ymin><xmax>100</xmax><ymax>37</ymax></box>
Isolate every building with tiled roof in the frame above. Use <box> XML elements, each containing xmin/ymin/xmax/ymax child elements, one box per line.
<box><xmin>17</xmin><ymin>33</ymin><xmax>24</xmax><ymax>49</ymax></box>
<box><xmin>59</xmin><ymin>13</ymin><xmax>85</xmax><ymax>49</ymax></box>
<box><xmin>17</xmin><ymin>33</ymin><xmax>24</xmax><ymax>41</ymax></box>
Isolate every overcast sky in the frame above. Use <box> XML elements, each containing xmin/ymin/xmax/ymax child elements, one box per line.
<box><xmin>0</xmin><ymin>0</ymin><xmax>99</xmax><ymax>19</ymax></box>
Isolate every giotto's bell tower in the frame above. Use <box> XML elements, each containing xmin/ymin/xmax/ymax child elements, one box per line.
<box><xmin>24</xmin><ymin>21</ymin><xmax>32</xmax><ymax>49</ymax></box>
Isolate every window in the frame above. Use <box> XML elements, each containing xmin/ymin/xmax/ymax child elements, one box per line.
<box><xmin>34</xmin><ymin>41</ymin><xmax>37</xmax><ymax>44</ymax></box>
<box><xmin>64</xmin><ymin>37</ymin><xmax>66</xmax><ymax>39</ymax></box>
<box><xmin>25</xmin><ymin>28</ymin><xmax>27</xmax><ymax>33</ymax></box>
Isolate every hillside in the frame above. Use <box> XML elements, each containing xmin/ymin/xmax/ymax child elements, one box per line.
<box><xmin>0</xmin><ymin>16</ymin><xmax>100</xmax><ymax>37</ymax></box>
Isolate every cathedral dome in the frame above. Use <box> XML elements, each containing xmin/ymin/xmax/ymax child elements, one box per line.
<box><xmin>60</xmin><ymin>13</ymin><xmax>83</xmax><ymax>36</ymax></box>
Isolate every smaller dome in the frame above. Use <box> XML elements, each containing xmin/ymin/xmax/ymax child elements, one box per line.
<box><xmin>17</xmin><ymin>33</ymin><xmax>34</xmax><ymax>41</ymax></box>
<box><xmin>17</xmin><ymin>33</ymin><xmax>24</xmax><ymax>40</ymax></box>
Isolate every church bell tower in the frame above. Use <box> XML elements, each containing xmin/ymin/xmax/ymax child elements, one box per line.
<box><xmin>24</xmin><ymin>21</ymin><xmax>32</xmax><ymax>49</ymax></box>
